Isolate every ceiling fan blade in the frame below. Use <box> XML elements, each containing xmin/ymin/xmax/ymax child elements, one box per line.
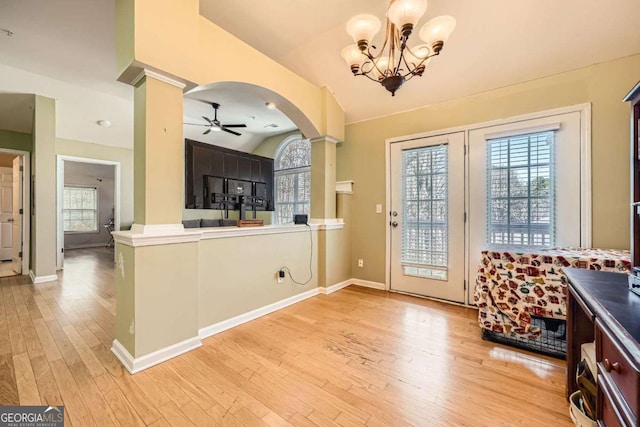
<box><xmin>184</xmin><ymin>123</ymin><xmax>209</xmax><ymax>126</ymax></box>
<box><xmin>222</xmin><ymin>124</ymin><xmax>247</xmax><ymax>128</ymax></box>
<box><xmin>202</xmin><ymin>116</ymin><xmax>213</xmax><ymax>124</ymax></box>
<box><xmin>222</xmin><ymin>127</ymin><xmax>242</xmax><ymax>136</ymax></box>
<box><xmin>203</xmin><ymin>128</ymin><xmax>212</xmax><ymax>135</ymax></box>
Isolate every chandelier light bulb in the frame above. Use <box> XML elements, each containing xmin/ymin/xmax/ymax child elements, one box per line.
<box><xmin>387</xmin><ymin>0</ymin><xmax>427</xmax><ymax>34</ymax></box>
<box><xmin>419</xmin><ymin>15</ymin><xmax>456</xmax><ymax>51</ymax></box>
<box><xmin>346</xmin><ymin>14</ymin><xmax>381</xmax><ymax>50</ymax></box>
<box><xmin>406</xmin><ymin>44</ymin><xmax>431</xmax><ymax>60</ymax></box>
<box><xmin>373</xmin><ymin>56</ymin><xmax>391</xmax><ymax>80</ymax></box>
<box><xmin>341</xmin><ymin>45</ymin><xmax>363</xmax><ymax>72</ymax></box>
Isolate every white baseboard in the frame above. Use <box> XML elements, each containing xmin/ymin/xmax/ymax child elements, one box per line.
<box><xmin>349</xmin><ymin>278</ymin><xmax>386</xmax><ymax>290</ymax></box>
<box><xmin>112</xmin><ymin>277</ymin><xmax>385</xmax><ymax>374</ymax></box>
<box><xmin>111</xmin><ymin>336</ymin><xmax>202</xmax><ymax>374</ymax></box>
<box><xmin>319</xmin><ymin>279</ymin><xmax>353</xmax><ymax>294</ymax></box>
<box><xmin>29</xmin><ymin>270</ymin><xmax>58</xmax><ymax>284</ymax></box>
<box><xmin>65</xmin><ymin>243</ymin><xmax>109</xmax><ymax>250</ymax></box>
<box><xmin>199</xmin><ymin>287</ymin><xmax>321</xmax><ymax>340</ymax></box>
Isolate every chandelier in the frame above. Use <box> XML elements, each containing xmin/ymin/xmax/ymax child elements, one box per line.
<box><xmin>341</xmin><ymin>0</ymin><xmax>456</xmax><ymax>96</ymax></box>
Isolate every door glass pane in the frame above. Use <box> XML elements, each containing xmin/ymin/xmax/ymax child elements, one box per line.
<box><xmin>401</xmin><ymin>144</ymin><xmax>448</xmax><ymax>277</ymax></box>
<box><xmin>486</xmin><ymin>131</ymin><xmax>555</xmax><ymax>247</ymax></box>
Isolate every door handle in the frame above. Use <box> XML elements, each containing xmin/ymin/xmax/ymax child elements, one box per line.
<box><xmin>7</xmin><ymin>218</ymin><xmax>13</xmax><ymax>223</ymax></box>
<box><xmin>391</xmin><ymin>221</ymin><xmax>398</xmax><ymax>228</ymax></box>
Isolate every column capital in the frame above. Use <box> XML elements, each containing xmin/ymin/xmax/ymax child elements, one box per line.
<box><xmin>309</xmin><ymin>135</ymin><xmax>341</xmax><ymax>144</ymax></box>
<box><xmin>131</xmin><ymin>68</ymin><xmax>187</xmax><ymax>89</ymax></box>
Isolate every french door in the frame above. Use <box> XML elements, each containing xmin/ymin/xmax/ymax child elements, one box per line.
<box><xmin>389</xmin><ymin>132</ymin><xmax>465</xmax><ymax>303</ymax></box>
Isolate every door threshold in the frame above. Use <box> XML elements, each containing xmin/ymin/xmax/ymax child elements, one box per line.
<box><xmin>389</xmin><ymin>289</ymin><xmax>469</xmax><ymax>308</ymax></box>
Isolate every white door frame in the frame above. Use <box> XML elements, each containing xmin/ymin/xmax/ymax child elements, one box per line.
<box><xmin>56</xmin><ymin>155</ymin><xmax>121</xmax><ymax>270</ymax></box>
<box><xmin>0</xmin><ymin>149</ymin><xmax>31</xmax><ymax>276</ymax></box>
<box><xmin>385</xmin><ymin>103</ymin><xmax>591</xmax><ymax>305</ymax></box>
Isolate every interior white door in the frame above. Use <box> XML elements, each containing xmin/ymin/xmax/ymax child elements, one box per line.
<box><xmin>11</xmin><ymin>157</ymin><xmax>22</xmax><ymax>274</ymax></box>
<box><xmin>0</xmin><ymin>166</ymin><xmax>13</xmax><ymax>262</ymax></box>
<box><xmin>390</xmin><ymin>132</ymin><xmax>466</xmax><ymax>303</ymax></box>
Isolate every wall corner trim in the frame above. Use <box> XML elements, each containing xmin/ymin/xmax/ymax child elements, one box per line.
<box><xmin>111</xmin><ymin>337</ymin><xmax>202</xmax><ymax>374</ymax></box>
<box><xmin>29</xmin><ymin>271</ymin><xmax>58</xmax><ymax>284</ymax></box>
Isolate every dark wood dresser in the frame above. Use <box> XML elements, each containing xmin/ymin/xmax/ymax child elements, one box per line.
<box><xmin>566</xmin><ymin>268</ymin><xmax>640</xmax><ymax>426</ymax></box>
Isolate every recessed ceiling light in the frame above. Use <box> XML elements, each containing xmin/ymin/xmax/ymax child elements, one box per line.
<box><xmin>265</xmin><ymin>102</ymin><xmax>276</xmax><ymax>110</ymax></box>
<box><xmin>97</xmin><ymin>120</ymin><xmax>111</xmax><ymax>128</ymax></box>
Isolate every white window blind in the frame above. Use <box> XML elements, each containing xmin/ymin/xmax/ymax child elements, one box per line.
<box><xmin>274</xmin><ymin>137</ymin><xmax>310</xmax><ymax>224</ymax></box>
<box><xmin>63</xmin><ymin>186</ymin><xmax>98</xmax><ymax>232</ymax></box>
<box><xmin>402</xmin><ymin>144</ymin><xmax>448</xmax><ymax>280</ymax></box>
<box><xmin>486</xmin><ymin>131</ymin><xmax>555</xmax><ymax>247</ymax></box>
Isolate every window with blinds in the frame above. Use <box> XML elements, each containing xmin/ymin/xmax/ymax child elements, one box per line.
<box><xmin>486</xmin><ymin>131</ymin><xmax>555</xmax><ymax>247</ymax></box>
<box><xmin>63</xmin><ymin>186</ymin><xmax>98</xmax><ymax>232</ymax></box>
<box><xmin>401</xmin><ymin>144</ymin><xmax>448</xmax><ymax>280</ymax></box>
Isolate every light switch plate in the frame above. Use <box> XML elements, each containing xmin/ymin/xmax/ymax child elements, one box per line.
<box><xmin>376</xmin><ymin>204</ymin><xmax>382</xmax><ymax>214</ymax></box>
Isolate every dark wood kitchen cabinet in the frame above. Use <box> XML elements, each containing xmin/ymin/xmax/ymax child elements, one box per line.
<box><xmin>185</xmin><ymin>139</ymin><xmax>274</xmax><ymax>210</ymax></box>
<box><xmin>565</xmin><ymin>269</ymin><xmax>640</xmax><ymax>427</ymax></box>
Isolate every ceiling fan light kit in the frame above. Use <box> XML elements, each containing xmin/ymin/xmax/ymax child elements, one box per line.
<box><xmin>341</xmin><ymin>0</ymin><xmax>456</xmax><ymax>96</ymax></box>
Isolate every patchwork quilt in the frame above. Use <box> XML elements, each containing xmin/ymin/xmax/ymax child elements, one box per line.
<box><xmin>475</xmin><ymin>248</ymin><xmax>631</xmax><ymax>339</ymax></box>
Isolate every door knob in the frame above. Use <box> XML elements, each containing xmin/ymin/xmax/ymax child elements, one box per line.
<box><xmin>7</xmin><ymin>218</ymin><xmax>13</xmax><ymax>223</ymax></box>
<box><xmin>391</xmin><ymin>221</ymin><xmax>398</xmax><ymax>228</ymax></box>
<box><xmin>392</xmin><ymin>211</ymin><xmax>398</xmax><ymax>217</ymax></box>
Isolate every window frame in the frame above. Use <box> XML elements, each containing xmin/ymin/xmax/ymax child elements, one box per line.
<box><xmin>63</xmin><ymin>185</ymin><xmax>99</xmax><ymax>234</ymax></box>
<box><xmin>273</xmin><ymin>135</ymin><xmax>311</xmax><ymax>225</ymax></box>
<box><xmin>486</xmin><ymin>130</ymin><xmax>556</xmax><ymax>249</ymax></box>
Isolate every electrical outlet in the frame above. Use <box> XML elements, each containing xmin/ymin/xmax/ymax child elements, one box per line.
<box><xmin>358</xmin><ymin>259</ymin><xmax>364</xmax><ymax>268</ymax></box>
<box><xmin>277</xmin><ymin>270</ymin><xmax>285</xmax><ymax>284</ymax></box>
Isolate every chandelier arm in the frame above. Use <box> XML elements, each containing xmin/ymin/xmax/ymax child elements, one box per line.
<box><xmin>399</xmin><ymin>50</ymin><xmax>441</xmax><ymax>79</ymax></box>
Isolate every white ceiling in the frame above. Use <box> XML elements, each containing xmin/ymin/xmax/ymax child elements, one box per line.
<box><xmin>0</xmin><ymin>0</ymin><xmax>639</xmax><ymax>151</ymax></box>
<box><xmin>184</xmin><ymin>86</ymin><xmax>297</xmax><ymax>153</ymax></box>
<box><xmin>200</xmin><ymin>0</ymin><xmax>640</xmax><ymax>124</ymax></box>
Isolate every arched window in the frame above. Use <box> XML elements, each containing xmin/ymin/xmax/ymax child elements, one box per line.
<box><xmin>274</xmin><ymin>136</ymin><xmax>310</xmax><ymax>224</ymax></box>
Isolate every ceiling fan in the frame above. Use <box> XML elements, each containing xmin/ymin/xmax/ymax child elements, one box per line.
<box><xmin>185</xmin><ymin>102</ymin><xmax>247</xmax><ymax>136</ymax></box>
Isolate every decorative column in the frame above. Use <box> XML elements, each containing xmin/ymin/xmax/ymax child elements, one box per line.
<box><xmin>112</xmin><ymin>70</ymin><xmax>202</xmax><ymax>373</ymax></box>
<box><xmin>131</xmin><ymin>71</ymin><xmax>185</xmax><ymax>231</ymax></box>
<box><xmin>310</xmin><ymin>136</ymin><xmax>338</xmax><ymax>220</ymax></box>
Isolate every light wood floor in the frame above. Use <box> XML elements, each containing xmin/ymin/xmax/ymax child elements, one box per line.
<box><xmin>0</xmin><ymin>247</ymin><xmax>572</xmax><ymax>426</ymax></box>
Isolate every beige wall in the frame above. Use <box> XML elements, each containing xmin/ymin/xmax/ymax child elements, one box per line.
<box><xmin>197</xmin><ymin>230</ymin><xmax>319</xmax><ymax>327</ymax></box>
<box><xmin>253</xmin><ymin>130</ymin><xmax>302</xmax><ymax>159</ymax></box>
<box><xmin>115</xmin><ymin>244</ymin><xmax>136</xmax><ymax>354</ymax></box>
<box><xmin>56</xmin><ymin>138</ymin><xmax>134</xmax><ymax>229</ymax></box>
<box><xmin>339</xmin><ymin>54</ymin><xmax>640</xmax><ymax>283</ymax></box>
<box><xmin>135</xmin><ymin>242</ymin><xmax>199</xmax><ymax>356</ymax></box>
<box><xmin>32</xmin><ymin>95</ymin><xmax>57</xmax><ymax>278</ymax></box>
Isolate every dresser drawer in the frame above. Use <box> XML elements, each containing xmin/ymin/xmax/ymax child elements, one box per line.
<box><xmin>596</xmin><ymin>319</ymin><xmax>640</xmax><ymax>423</ymax></box>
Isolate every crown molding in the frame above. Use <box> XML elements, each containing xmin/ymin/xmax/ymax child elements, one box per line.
<box><xmin>131</xmin><ymin>68</ymin><xmax>186</xmax><ymax>89</ymax></box>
